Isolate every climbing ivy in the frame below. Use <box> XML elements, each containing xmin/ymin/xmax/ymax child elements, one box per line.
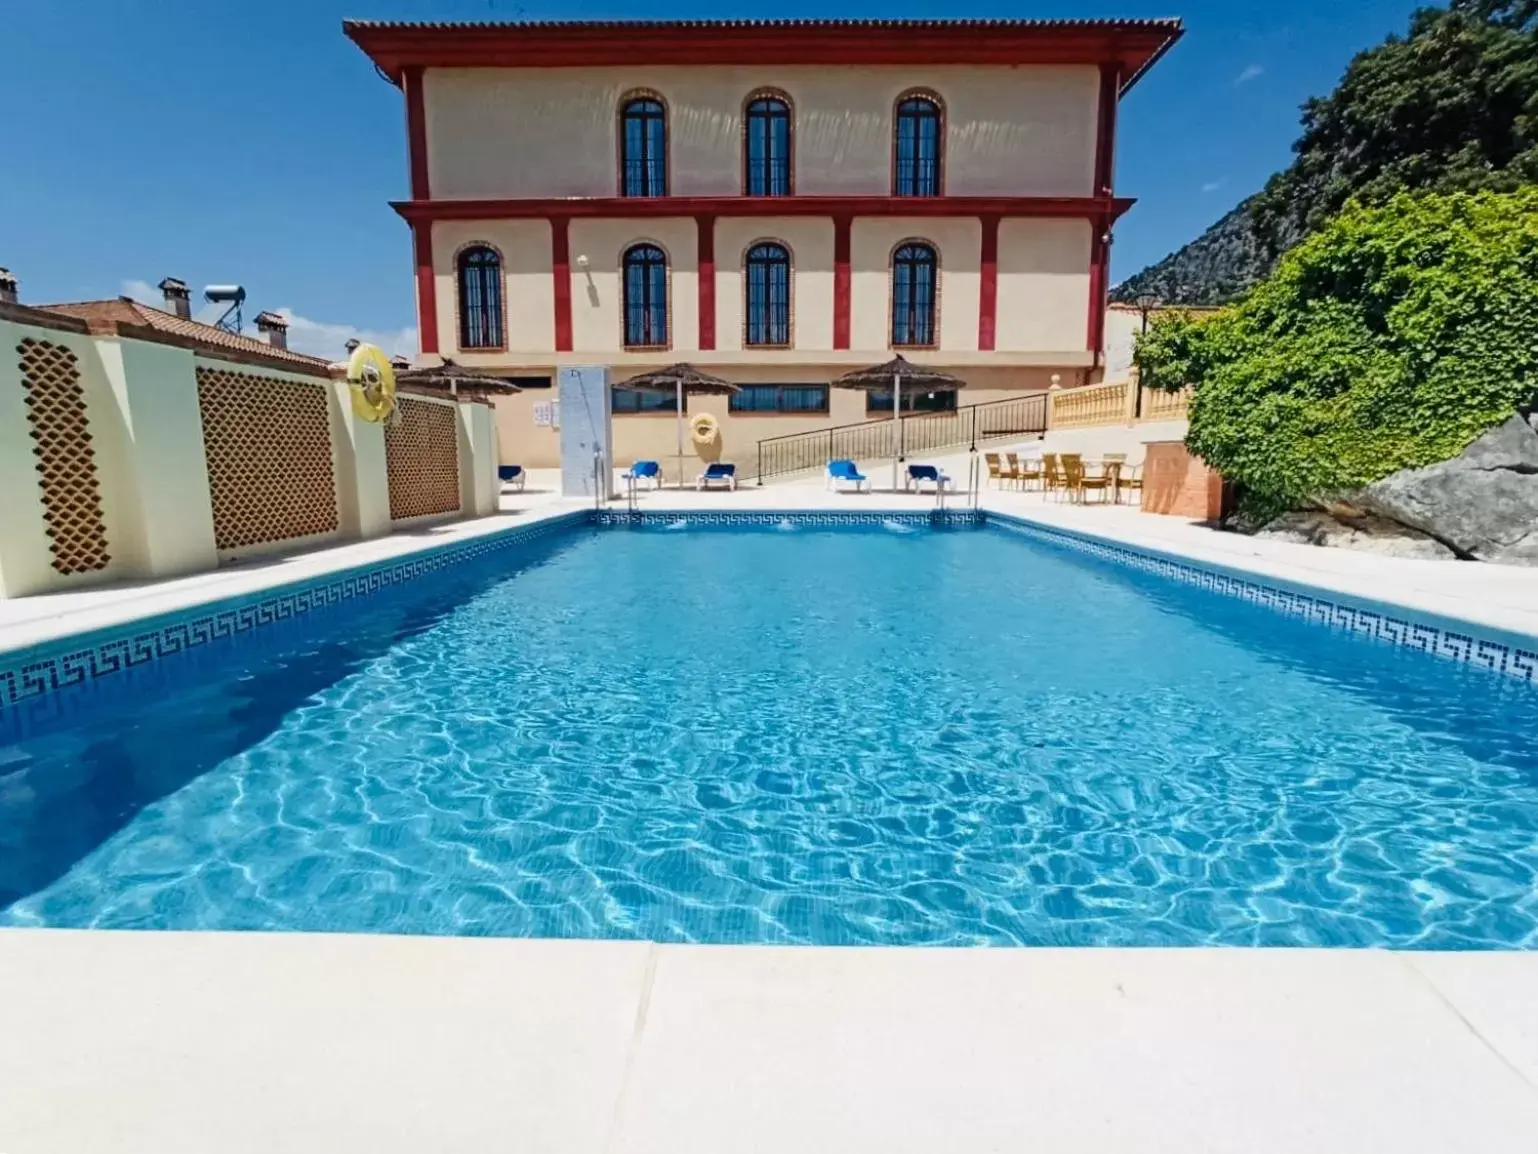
<box><xmin>1136</xmin><ymin>188</ymin><xmax>1538</xmax><ymax>523</ymax></box>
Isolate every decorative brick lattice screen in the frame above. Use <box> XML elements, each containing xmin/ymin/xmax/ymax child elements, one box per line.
<box><xmin>195</xmin><ymin>366</ymin><xmax>338</xmax><ymax>551</ymax></box>
<box><xmin>18</xmin><ymin>338</ymin><xmax>112</xmax><ymax>575</ymax></box>
<box><xmin>385</xmin><ymin>397</ymin><xmax>461</xmax><ymax>521</ymax></box>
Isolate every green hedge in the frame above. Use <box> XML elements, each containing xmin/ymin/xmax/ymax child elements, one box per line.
<box><xmin>1136</xmin><ymin>188</ymin><xmax>1538</xmax><ymax>523</ymax></box>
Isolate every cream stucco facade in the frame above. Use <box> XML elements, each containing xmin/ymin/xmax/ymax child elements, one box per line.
<box><xmin>423</xmin><ymin>65</ymin><xmax>1100</xmax><ymax>200</ymax></box>
<box><xmin>381</xmin><ymin>37</ymin><xmax>1159</xmax><ymax>475</ymax></box>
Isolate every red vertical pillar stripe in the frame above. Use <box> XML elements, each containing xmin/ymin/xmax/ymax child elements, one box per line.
<box><xmin>411</xmin><ymin>223</ymin><xmax>438</xmax><ymax>356</ymax></box>
<box><xmin>833</xmin><ymin>214</ymin><xmax>852</xmax><ymax>350</ymax></box>
<box><xmin>1087</xmin><ymin>62</ymin><xmax>1121</xmax><ymax>359</ymax></box>
<box><xmin>1093</xmin><ymin>62</ymin><xmax>1120</xmax><ymax>197</ymax></box>
<box><xmin>1086</xmin><ymin>225</ymin><xmax>1109</xmax><ymax>358</ymax></box>
<box><xmin>978</xmin><ymin>214</ymin><xmax>1000</xmax><ymax>351</ymax></box>
<box><xmin>551</xmin><ymin>216</ymin><xmax>572</xmax><ymax>352</ymax></box>
<box><xmin>697</xmin><ymin>214</ymin><xmax>716</xmax><ymax>351</ymax></box>
<box><xmin>403</xmin><ymin>66</ymin><xmax>437</xmax><ymax>354</ymax></box>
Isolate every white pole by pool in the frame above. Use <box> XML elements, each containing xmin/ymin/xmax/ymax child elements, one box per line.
<box><xmin>891</xmin><ymin>369</ymin><xmax>902</xmax><ymax>493</ymax></box>
<box><xmin>675</xmin><ymin>378</ymin><xmax>685</xmax><ymax>489</ymax></box>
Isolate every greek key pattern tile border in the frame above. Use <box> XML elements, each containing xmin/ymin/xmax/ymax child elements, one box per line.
<box><xmin>592</xmin><ymin>509</ymin><xmax>986</xmax><ymax>529</ymax></box>
<box><xmin>0</xmin><ymin>512</ymin><xmax>589</xmax><ymax>709</ymax></box>
<box><xmin>986</xmin><ymin>512</ymin><xmax>1538</xmax><ymax>685</ymax></box>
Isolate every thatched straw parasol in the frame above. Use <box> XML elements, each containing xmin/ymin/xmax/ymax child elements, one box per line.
<box><xmin>395</xmin><ymin>358</ymin><xmax>525</xmax><ymax>401</ymax></box>
<box><xmin>616</xmin><ymin>364</ymin><xmax>739</xmax><ymax>486</ymax></box>
<box><xmin>832</xmin><ymin>356</ymin><xmax>969</xmax><ymax>490</ymax></box>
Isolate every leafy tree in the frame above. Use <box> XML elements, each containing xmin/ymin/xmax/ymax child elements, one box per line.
<box><xmin>1115</xmin><ymin>1</ymin><xmax>1537</xmax><ymax>305</ymax></box>
<box><xmin>1137</xmin><ymin>189</ymin><xmax>1538</xmax><ymax>523</ymax></box>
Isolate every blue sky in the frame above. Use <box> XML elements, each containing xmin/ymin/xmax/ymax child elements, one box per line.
<box><xmin>1</xmin><ymin>0</ymin><xmax>1421</xmax><ymax>359</ymax></box>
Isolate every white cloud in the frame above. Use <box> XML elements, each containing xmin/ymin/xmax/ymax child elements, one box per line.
<box><xmin>1201</xmin><ymin>178</ymin><xmax>1227</xmax><ymax>194</ymax></box>
<box><xmin>1235</xmin><ymin>64</ymin><xmax>1264</xmax><ymax>85</ymax></box>
<box><xmin>272</xmin><ymin>309</ymin><xmax>418</xmax><ymax>364</ymax></box>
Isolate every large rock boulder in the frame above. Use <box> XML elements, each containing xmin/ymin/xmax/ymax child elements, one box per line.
<box><xmin>1355</xmin><ymin>411</ymin><xmax>1538</xmax><ymax>565</ymax></box>
<box><xmin>1257</xmin><ymin>509</ymin><xmax>1456</xmax><ymax>559</ymax></box>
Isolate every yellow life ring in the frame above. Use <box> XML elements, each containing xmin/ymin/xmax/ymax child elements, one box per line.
<box><xmin>347</xmin><ymin>343</ymin><xmax>398</xmax><ymax>423</ymax></box>
<box><xmin>690</xmin><ymin>412</ymin><xmax>719</xmax><ymax>444</ymax></box>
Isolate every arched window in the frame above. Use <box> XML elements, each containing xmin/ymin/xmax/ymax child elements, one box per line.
<box><xmin>620</xmin><ymin>95</ymin><xmax>668</xmax><ymax>197</ymax></box>
<box><xmin>744</xmin><ymin>242</ymin><xmax>791</xmax><ymax>347</ymax></box>
<box><xmin>456</xmin><ymin>245</ymin><xmax>504</xmax><ymax>349</ymax></box>
<box><xmin>891</xmin><ymin>242</ymin><xmax>938</xmax><ymax>347</ymax></box>
<box><xmin>893</xmin><ymin>93</ymin><xmax>942</xmax><ymax>197</ymax></box>
<box><xmin>744</xmin><ymin>93</ymin><xmax>792</xmax><ymax>196</ymax></box>
<box><xmin>622</xmin><ymin>243</ymin><xmax>668</xmax><ymax>348</ymax></box>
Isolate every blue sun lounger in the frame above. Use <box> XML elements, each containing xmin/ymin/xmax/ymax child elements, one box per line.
<box><xmin>826</xmin><ymin>459</ymin><xmax>870</xmax><ymax>493</ymax></box>
<box><xmin>623</xmin><ymin>460</ymin><xmax>662</xmax><ymax>489</ymax></box>
<box><xmin>906</xmin><ymin>464</ymin><xmax>951</xmax><ymax>492</ymax></box>
<box><xmin>697</xmin><ymin>462</ymin><xmax>738</xmax><ymax>491</ymax></box>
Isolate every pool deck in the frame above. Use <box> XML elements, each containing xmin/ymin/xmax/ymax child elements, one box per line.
<box><xmin>4</xmin><ymin>464</ymin><xmax>1538</xmax><ymax>654</ymax></box>
<box><xmin>2</xmin><ymin>930</ymin><xmax>1537</xmax><ymax>1152</ymax></box>
<box><xmin>5</xmin><ymin>469</ymin><xmax>1538</xmax><ymax>1150</ymax></box>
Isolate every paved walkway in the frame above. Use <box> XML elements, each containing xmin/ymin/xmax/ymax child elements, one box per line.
<box><xmin>2</xmin><ymin>929</ymin><xmax>1536</xmax><ymax>1153</ymax></box>
<box><xmin>6</xmin><ymin>462</ymin><xmax>1537</xmax><ymax>654</ymax></box>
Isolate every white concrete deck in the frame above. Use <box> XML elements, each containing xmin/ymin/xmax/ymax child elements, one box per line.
<box><xmin>6</xmin><ymin>458</ymin><xmax>1537</xmax><ymax>655</ymax></box>
<box><xmin>2</xmin><ymin>930</ymin><xmax>1536</xmax><ymax>1153</ymax></box>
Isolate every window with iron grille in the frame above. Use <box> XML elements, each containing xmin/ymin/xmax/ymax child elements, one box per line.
<box><xmin>456</xmin><ymin>245</ymin><xmax>504</xmax><ymax>349</ymax></box>
<box><xmin>729</xmin><ymin>385</ymin><xmax>829</xmax><ymax>414</ymax></box>
<box><xmin>891</xmin><ymin>242</ymin><xmax>938</xmax><ymax>346</ymax></box>
<box><xmin>744</xmin><ymin>95</ymin><xmax>792</xmax><ymax>196</ymax></box>
<box><xmin>621</xmin><ymin>97</ymin><xmax>668</xmax><ymax>197</ymax></box>
<box><xmin>622</xmin><ymin>244</ymin><xmax>669</xmax><ymax>347</ymax></box>
<box><xmin>893</xmin><ymin>95</ymin><xmax>942</xmax><ymax>196</ymax></box>
<box><xmin>744</xmin><ymin>242</ymin><xmax>791</xmax><ymax>347</ymax></box>
<box><xmin>866</xmin><ymin>389</ymin><xmax>956</xmax><ymax>414</ymax></box>
<box><xmin>612</xmin><ymin>387</ymin><xmax>684</xmax><ymax>414</ymax></box>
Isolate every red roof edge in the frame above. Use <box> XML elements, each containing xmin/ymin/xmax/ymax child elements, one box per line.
<box><xmin>343</xmin><ymin>18</ymin><xmax>1183</xmax><ymax>90</ymax></box>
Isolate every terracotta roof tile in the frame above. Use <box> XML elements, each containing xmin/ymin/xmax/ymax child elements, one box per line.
<box><xmin>39</xmin><ymin>298</ymin><xmax>333</xmax><ymax>370</ymax></box>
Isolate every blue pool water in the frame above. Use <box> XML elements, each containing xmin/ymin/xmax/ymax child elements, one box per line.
<box><xmin>3</xmin><ymin>522</ymin><xmax>1537</xmax><ymax>948</ymax></box>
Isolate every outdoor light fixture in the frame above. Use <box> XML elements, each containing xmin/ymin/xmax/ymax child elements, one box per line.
<box><xmin>576</xmin><ymin>254</ymin><xmax>590</xmax><ymax>269</ymax></box>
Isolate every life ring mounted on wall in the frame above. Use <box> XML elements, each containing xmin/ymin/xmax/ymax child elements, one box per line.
<box><xmin>347</xmin><ymin>343</ymin><xmax>398</xmax><ymax>424</ymax></box>
<box><xmin>689</xmin><ymin>412</ymin><xmax>719</xmax><ymax>444</ymax></box>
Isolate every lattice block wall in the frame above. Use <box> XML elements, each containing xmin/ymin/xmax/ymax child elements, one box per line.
<box><xmin>385</xmin><ymin>397</ymin><xmax>462</xmax><ymax>521</ymax></box>
<box><xmin>18</xmin><ymin>338</ymin><xmax>112</xmax><ymax>575</ymax></box>
<box><xmin>195</xmin><ymin>366</ymin><xmax>339</xmax><ymax>552</ymax></box>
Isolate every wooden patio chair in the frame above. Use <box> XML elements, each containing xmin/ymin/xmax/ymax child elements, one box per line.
<box><xmin>1041</xmin><ymin>453</ymin><xmax>1064</xmax><ymax>498</ymax></box>
<box><xmin>1015</xmin><ymin>454</ymin><xmax>1045</xmax><ymax>491</ymax></box>
<box><xmin>984</xmin><ymin>452</ymin><xmax>1007</xmax><ymax>488</ymax></box>
<box><xmin>1064</xmin><ymin>456</ymin><xmax>1114</xmax><ymax>505</ymax></box>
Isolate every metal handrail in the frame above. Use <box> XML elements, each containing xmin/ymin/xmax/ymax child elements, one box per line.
<box><xmin>753</xmin><ymin>392</ymin><xmax>1047</xmax><ymax>484</ymax></box>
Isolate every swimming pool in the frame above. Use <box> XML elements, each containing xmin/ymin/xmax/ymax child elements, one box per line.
<box><xmin>3</xmin><ymin>516</ymin><xmax>1537</xmax><ymax>948</ymax></box>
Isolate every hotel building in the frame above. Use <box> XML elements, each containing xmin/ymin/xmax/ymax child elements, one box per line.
<box><xmin>344</xmin><ymin>18</ymin><xmax>1182</xmax><ymax>470</ymax></box>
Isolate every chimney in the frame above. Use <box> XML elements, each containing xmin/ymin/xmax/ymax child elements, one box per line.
<box><xmin>254</xmin><ymin>310</ymin><xmax>288</xmax><ymax>350</ymax></box>
<box><xmin>390</xmin><ymin>355</ymin><xmax>410</xmax><ymax>371</ymax></box>
<box><xmin>158</xmin><ymin>277</ymin><xmax>191</xmax><ymax>319</ymax></box>
<box><xmin>0</xmin><ymin>267</ymin><xmax>16</xmax><ymax>305</ymax></box>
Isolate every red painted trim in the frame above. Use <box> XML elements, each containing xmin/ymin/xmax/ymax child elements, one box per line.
<box><xmin>550</xmin><ymin>216</ymin><xmax>572</xmax><ymax>352</ymax></box>
<box><xmin>393</xmin><ymin>195</ymin><xmax>1135</xmax><ymax>224</ymax></box>
<box><xmin>1086</xmin><ymin>227</ymin><xmax>1109</xmax><ymax>359</ymax></box>
<box><xmin>402</xmin><ymin>65</ymin><xmax>431</xmax><ymax>200</ymax></box>
<box><xmin>412</xmin><ymin>221</ymin><xmax>438</xmax><ymax>355</ymax></box>
<box><xmin>1093</xmin><ymin>62</ymin><xmax>1121</xmax><ymax>197</ymax></box>
<box><xmin>833</xmin><ymin>214</ymin><xmax>852</xmax><ymax>350</ymax></box>
<box><xmin>978</xmin><ymin>214</ymin><xmax>999</xmax><ymax>351</ymax></box>
<box><xmin>345</xmin><ymin>22</ymin><xmax>1182</xmax><ymax>88</ymax></box>
<box><xmin>697</xmin><ymin>215</ymin><xmax>716</xmax><ymax>350</ymax></box>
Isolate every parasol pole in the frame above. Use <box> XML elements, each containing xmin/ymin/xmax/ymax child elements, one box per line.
<box><xmin>892</xmin><ymin>368</ymin><xmax>902</xmax><ymax>493</ymax></box>
<box><xmin>675</xmin><ymin>377</ymin><xmax>685</xmax><ymax>489</ymax></box>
